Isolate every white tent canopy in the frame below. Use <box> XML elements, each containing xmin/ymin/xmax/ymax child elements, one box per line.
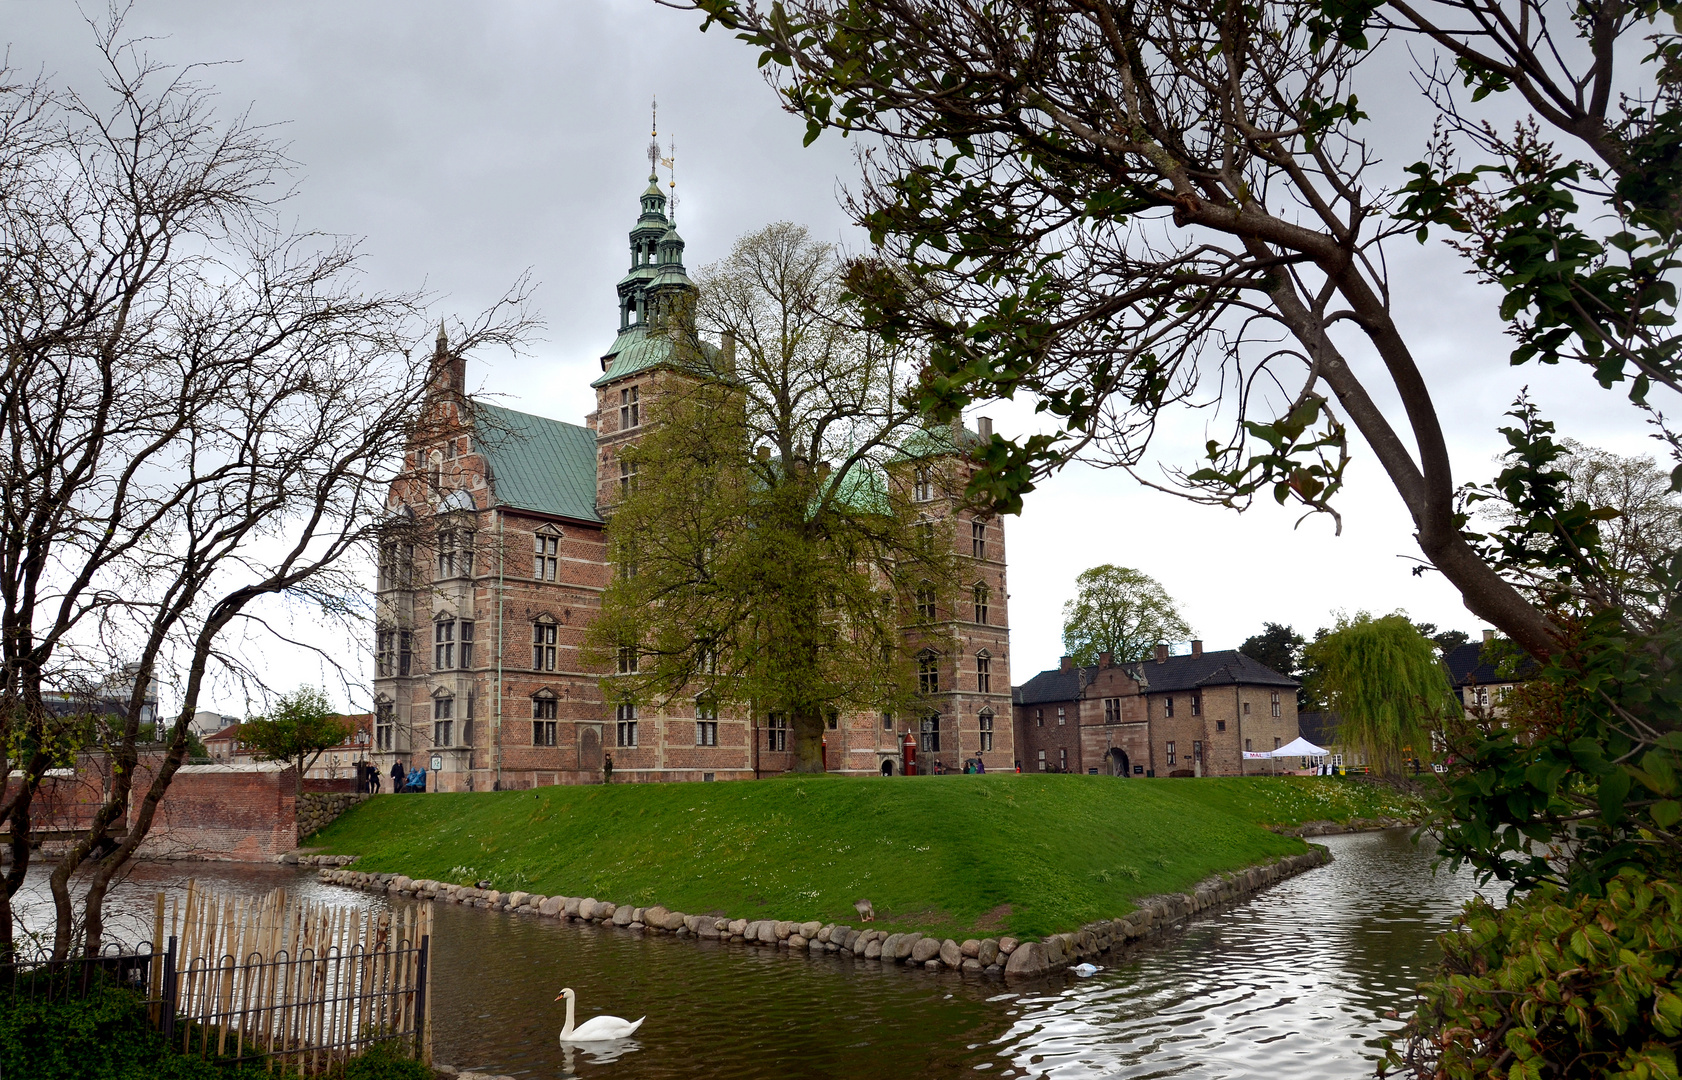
<box><xmin>1271</xmin><ymin>736</ymin><xmax>1330</xmax><ymax>758</ymax></box>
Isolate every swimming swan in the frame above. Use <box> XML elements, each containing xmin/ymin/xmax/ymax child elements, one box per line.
<box><xmin>555</xmin><ymin>987</ymin><xmax>644</xmax><ymax>1042</ymax></box>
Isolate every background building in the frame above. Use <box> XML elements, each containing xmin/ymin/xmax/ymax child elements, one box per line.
<box><xmin>1011</xmin><ymin>642</ymin><xmax>1299</xmax><ymax>776</ymax></box>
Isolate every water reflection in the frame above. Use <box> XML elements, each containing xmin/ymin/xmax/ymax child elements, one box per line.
<box><xmin>16</xmin><ymin>829</ymin><xmax>1486</xmax><ymax>1078</ymax></box>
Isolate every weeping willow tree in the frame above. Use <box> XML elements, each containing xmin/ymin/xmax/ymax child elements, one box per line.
<box><xmin>1304</xmin><ymin>613</ymin><xmax>1460</xmax><ymax>775</ymax></box>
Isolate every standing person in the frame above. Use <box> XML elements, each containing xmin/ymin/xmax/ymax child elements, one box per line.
<box><xmin>603</xmin><ymin>753</ymin><xmax>614</xmax><ymax>785</ymax></box>
<box><xmin>366</xmin><ymin>763</ymin><xmax>381</xmax><ymax>792</ymax></box>
<box><xmin>391</xmin><ymin>759</ymin><xmax>406</xmax><ymax>793</ymax></box>
<box><xmin>976</xmin><ymin>757</ymin><xmax>986</xmax><ymax>775</ymax></box>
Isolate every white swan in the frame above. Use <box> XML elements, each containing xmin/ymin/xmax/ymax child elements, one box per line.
<box><xmin>555</xmin><ymin>987</ymin><xmax>644</xmax><ymax>1042</ymax></box>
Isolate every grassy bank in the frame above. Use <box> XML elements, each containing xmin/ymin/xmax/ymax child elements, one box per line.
<box><xmin>310</xmin><ymin>774</ymin><xmax>1423</xmax><ymax>939</ymax></box>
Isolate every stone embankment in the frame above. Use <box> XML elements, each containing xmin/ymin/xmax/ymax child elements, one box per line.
<box><xmin>295</xmin><ymin>792</ymin><xmax>369</xmax><ymax>839</ymax></box>
<box><xmin>1272</xmin><ymin>816</ymin><xmax>1417</xmax><ymax>837</ymax></box>
<box><xmin>317</xmin><ymin>846</ymin><xmax>1329</xmax><ymax>980</ymax></box>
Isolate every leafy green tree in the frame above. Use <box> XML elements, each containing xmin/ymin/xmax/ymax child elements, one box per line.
<box><xmin>1240</xmin><ymin>623</ymin><xmax>1309</xmax><ymax>708</ymax></box>
<box><xmin>682</xmin><ymin>0</ymin><xmax>1679</xmax><ymax>665</ymax></box>
<box><xmin>1060</xmin><ymin>566</ymin><xmax>1192</xmax><ymax>666</ymax></box>
<box><xmin>584</xmin><ymin>223</ymin><xmax>954</xmax><ymax>772</ymax></box>
<box><xmin>239</xmin><ymin>687</ymin><xmax>352</xmax><ymax>797</ymax></box>
<box><xmin>1303</xmin><ymin>613</ymin><xmax>1459</xmax><ymax>774</ymax></box>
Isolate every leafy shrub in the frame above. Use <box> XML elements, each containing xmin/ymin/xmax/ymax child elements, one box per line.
<box><xmin>338</xmin><ymin>1040</ymin><xmax>431</xmax><ymax>1080</ymax></box>
<box><xmin>0</xmin><ymin>983</ymin><xmax>221</xmax><ymax>1080</ymax></box>
<box><xmin>1385</xmin><ymin>870</ymin><xmax>1682</xmax><ymax>1079</ymax></box>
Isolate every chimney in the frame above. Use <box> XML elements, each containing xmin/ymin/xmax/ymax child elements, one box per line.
<box><xmin>1098</xmin><ymin>651</ymin><xmax>1113</xmax><ymax>669</ymax></box>
<box><xmin>977</xmin><ymin>416</ymin><xmax>993</xmax><ymax>440</ymax></box>
<box><xmin>1482</xmin><ymin>629</ymin><xmax>1494</xmax><ymax>646</ymax></box>
<box><xmin>1155</xmin><ymin>643</ymin><xmax>1169</xmax><ymax>665</ymax></box>
<box><xmin>720</xmin><ymin>331</ymin><xmax>737</xmax><ymax>373</ymax></box>
<box><xmin>1060</xmin><ymin>655</ymin><xmax>1075</xmax><ymax>672</ymax></box>
<box><xmin>1191</xmin><ymin>639</ymin><xmax>1203</xmax><ymax>658</ymax></box>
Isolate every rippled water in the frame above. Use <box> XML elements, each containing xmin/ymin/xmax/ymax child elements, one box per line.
<box><xmin>17</xmin><ymin>829</ymin><xmax>1486</xmax><ymax>1079</ymax></box>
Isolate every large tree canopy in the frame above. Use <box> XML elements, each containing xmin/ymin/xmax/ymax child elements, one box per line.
<box><xmin>679</xmin><ymin>0</ymin><xmax>1681</xmax><ymax>667</ymax></box>
<box><xmin>1303</xmin><ymin>612</ymin><xmax>1460</xmax><ymax>773</ymax></box>
<box><xmin>239</xmin><ymin>687</ymin><xmax>354</xmax><ymax>797</ymax></box>
<box><xmin>583</xmin><ymin>223</ymin><xmax>954</xmax><ymax>771</ymax></box>
<box><xmin>1060</xmin><ymin>565</ymin><xmax>1191</xmax><ymax>665</ymax></box>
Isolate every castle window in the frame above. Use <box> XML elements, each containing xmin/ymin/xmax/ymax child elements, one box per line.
<box><xmin>619</xmin><ymin>459</ymin><xmax>639</xmax><ymax>495</ymax></box>
<box><xmin>1271</xmin><ymin>691</ymin><xmax>1281</xmax><ymax>717</ymax></box>
<box><xmin>458</xmin><ymin>621</ymin><xmax>474</xmax><ymax>669</ymax></box>
<box><xmin>435</xmin><ymin>528</ymin><xmax>470</xmax><ymax>579</ymax></box>
<box><xmin>979</xmin><ymin>709</ymin><xmax>995</xmax><ymax>753</ymax></box>
<box><xmin>532</xmin><ymin>695</ymin><xmax>557</xmax><ymax>747</ymax></box>
<box><xmin>376</xmin><ymin>630</ymin><xmax>394</xmax><ymax>678</ymax></box>
<box><xmin>916</xmin><ymin>520</ymin><xmax>935</xmax><ymax>549</ymax></box>
<box><xmin>972</xmin><ymin>584</ymin><xmax>989</xmax><ymax>624</ymax></box>
<box><xmin>433</xmin><ymin>696</ymin><xmax>453</xmax><ymax>748</ymax></box>
<box><xmin>535</xmin><ymin>533</ymin><xmax>560</xmax><ymax>581</ymax></box>
<box><xmin>971</xmin><ymin>520</ymin><xmax>986</xmax><ymax>559</ymax></box>
<box><xmin>533</xmin><ymin>621</ymin><xmax>557</xmax><ymax>671</ymax></box>
<box><xmin>434</xmin><ymin>620</ymin><xmax>454</xmax><ymax>669</ymax></box>
<box><xmin>766</xmin><ymin>713</ymin><xmax>787</xmax><ymax>752</ymax></box>
<box><xmin>915</xmin><ymin>584</ymin><xmax>937</xmax><ymax>621</ymax></box>
<box><xmin>882</xmin><ymin>711</ymin><xmax>893</xmax><ymax>730</ymax></box>
<box><xmin>976</xmin><ymin>653</ymin><xmax>991</xmax><ymax>694</ymax></box>
<box><xmin>615</xmin><ymin>703</ymin><xmax>638</xmax><ymax>747</ymax></box>
<box><xmin>696</xmin><ymin>698</ymin><xmax>718</xmax><ymax>746</ymax></box>
<box><xmin>1164</xmin><ymin>696</ymin><xmax>1175</xmax><ymax>718</ymax></box>
<box><xmin>378</xmin><ymin>541</ymin><xmax>413</xmax><ymax>590</ymax></box>
<box><xmin>1036</xmin><ymin>709</ymin><xmax>1043</xmax><ymax>728</ymax></box>
<box><xmin>1165</xmin><ymin>740</ymin><xmax>1176</xmax><ymax>766</ymax></box>
<box><xmin>398</xmin><ymin>630</ymin><xmax>413</xmax><ymax>676</ymax></box>
<box><xmin>920</xmin><ymin>712</ymin><xmax>941</xmax><ymax>752</ymax></box>
<box><xmin>1190</xmin><ymin>692</ymin><xmax>1201</xmax><ymax>717</ymax></box>
<box><xmin>914</xmin><ymin>466</ymin><xmax>933</xmax><ymax>502</ymax></box>
<box><xmin>1037</xmin><ymin>749</ymin><xmax>1046</xmax><ymax>771</ymax></box>
<box><xmin>917</xmin><ymin>652</ymin><xmax>939</xmax><ymax>695</ymax></box>
<box><xmin>1243</xmin><ymin>701</ymin><xmax>1251</xmax><ymax>715</ymax></box>
<box><xmin>375</xmin><ymin>701</ymin><xmax>394</xmax><ymax>752</ymax></box>
<box><xmin>1059</xmin><ymin>747</ymin><xmax>1067</xmax><ymax>771</ymax></box>
<box><xmin>620</xmin><ymin>385</ymin><xmax>641</xmax><ymax>429</ymax></box>
<box><xmin>617</xmin><ymin>646</ymin><xmax>639</xmax><ymax>675</ymax></box>
<box><xmin>1104</xmin><ymin>698</ymin><xmax>1120</xmax><ymax>723</ymax></box>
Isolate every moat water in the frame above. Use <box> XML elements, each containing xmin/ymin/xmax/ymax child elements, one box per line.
<box><xmin>17</xmin><ymin>829</ymin><xmax>1485</xmax><ymax>1078</ymax></box>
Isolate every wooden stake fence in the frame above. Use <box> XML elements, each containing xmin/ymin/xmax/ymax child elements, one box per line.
<box><xmin>157</xmin><ymin>883</ymin><xmax>432</xmax><ymax>1072</ymax></box>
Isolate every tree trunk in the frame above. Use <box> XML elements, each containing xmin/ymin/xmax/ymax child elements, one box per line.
<box><xmin>791</xmin><ymin>709</ymin><xmax>827</xmax><ymax>773</ymax></box>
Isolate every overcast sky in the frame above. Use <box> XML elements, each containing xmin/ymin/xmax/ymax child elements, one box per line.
<box><xmin>3</xmin><ymin>1</ymin><xmax>1656</xmax><ymax>715</ymax></box>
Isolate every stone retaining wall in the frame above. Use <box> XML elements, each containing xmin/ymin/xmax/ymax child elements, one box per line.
<box><xmin>296</xmin><ymin>793</ymin><xmax>369</xmax><ymax>839</ymax></box>
<box><xmin>317</xmin><ymin>847</ymin><xmax>1331</xmax><ymax>980</ymax></box>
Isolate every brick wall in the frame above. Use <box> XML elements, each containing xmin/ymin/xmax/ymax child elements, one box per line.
<box><xmin>137</xmin><ymin>762</ymin><xmax>297</xmax><ymax>860</ymax></box>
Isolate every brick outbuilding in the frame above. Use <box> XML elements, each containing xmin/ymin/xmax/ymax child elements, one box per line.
<box><xmin>1011</xmin><ymin>642</ymin><xmax>1298</xmax><ymax>776</ymax></box>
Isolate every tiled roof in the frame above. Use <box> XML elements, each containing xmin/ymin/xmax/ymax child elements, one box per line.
<box><xmin>1012</xmin><ymin>649</ymin><xmax>1298</xmax><ymax>705</ymax></box>
<box><xmin>470</xmin><ymin>402</ymin><xmax>602</xmax><ymax>523</ymax></box>
<box><xmin>1445</xmin><ymin>640</ymin><xmax>1539</xmax><ymax>688</ymax></box>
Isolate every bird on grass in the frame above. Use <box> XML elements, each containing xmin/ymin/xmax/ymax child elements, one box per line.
<box><xmin>555</xmin><ymin>987</ymin><xmax>644</xmax><ymax>1042</ymax></box>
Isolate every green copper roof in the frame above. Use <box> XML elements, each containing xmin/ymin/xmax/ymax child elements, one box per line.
<box><xmin>891</xmin><ymin>421</ymin><xmax>984</xmax><ymax>461</ymax></box>
<box><xmin>591</xmin><ymin>324</ymin><xmax>719</xmax><ymax>388</ymax></box>
<box><xmin>470</xmin><ymin>401</ymin><xmax>602</xmax><ymax>522</ymax></box>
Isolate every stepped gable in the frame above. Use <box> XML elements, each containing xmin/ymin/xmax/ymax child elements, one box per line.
<box><xmin>469</xmin><ymin>401</ymin><xmax>601</xmax><ymax>522</ymax></box>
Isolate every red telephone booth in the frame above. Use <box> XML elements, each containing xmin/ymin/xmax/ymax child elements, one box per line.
<box><xmin>901</xmin><ymin>731</ymin><xmax>918</xmax><ymax>776</ymax></box>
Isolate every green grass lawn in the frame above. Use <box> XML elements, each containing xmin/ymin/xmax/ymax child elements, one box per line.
<box><xmin>309</xmin><ymin>774</ymin><xmax>1424</xmax><ymax>939</ymax></box>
